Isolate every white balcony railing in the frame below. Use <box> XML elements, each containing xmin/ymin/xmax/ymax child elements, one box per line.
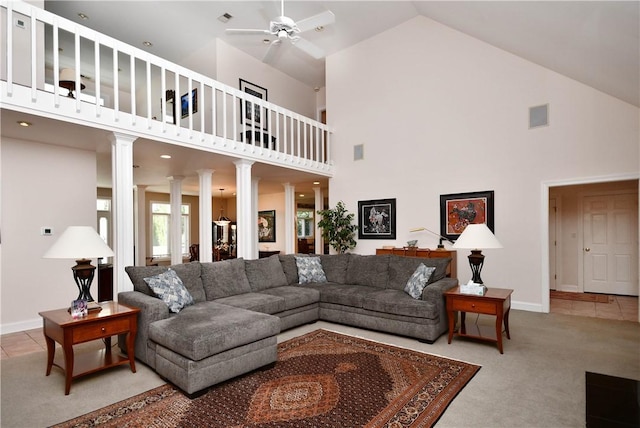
<box><xmin>0</xmin><ymin>1</ymin><xmax>333</xmax><ymax>174</ymax></box>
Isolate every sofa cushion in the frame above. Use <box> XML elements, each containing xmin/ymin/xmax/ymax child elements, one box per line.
<box><xmin>201</xmin><ymin>258</ymin><xmax>251</xmax><ymax>300</ymax></box>
<box><xmin>345</xmin><ymin>254</ymin><xmax>389</xmax><ymax>288</ymax></box>
<box><xmin>144</xmin><ymin>268</ymin><xmax>194</xmax><ymax>313</ymax></box>
<box><xmin>214</xmin><ymin>292</ymin><xmax>286</xmax><ymax>314</ymax></box>
<box><xmin>259</xmin><ymin>286</ymin><xmax>320</xmax><ymax>311</ymax></box>
<box><xmin>403</xmin><ymin>263</ymin><xmax>437</xmax><ymax>299</ymax></box>
<box><xmin>125</xmin><ymin>262</ymin><xmax>206</xmax><ymax>303</ymax></box>
<box><xmin>319</xmin><ymin>254</ymin><xmax>350</xmax><ymax>284</ymax></box>
<box><xmin>362</xmin><ymin>289</ymin><xmax>438</xmax><ymax>319</ymax></box>
<box><xmin>295</xmin><ymin>256</ymin><xmax>327</xmax><ymax>284</ymax></box>
<box><xmin>387</xmin><ymin>255</ymin><xmax>451</xmax><ymax>291</ymax></box>
<box><xmin>245</xmin><ymin>255</ymin><xmax>288</xmax><ymax>291</ymax></box>
<box><xmin>149</xmin><ymin>301</ymin><xmax>280</xmax><ymax>361</ymax></box>
<box><xmin>310</xmin><ymin>283</ymin><xmax>372</xmax><ymax>308</ymax></box>
<box><xmin>279</xmin><ymin>254</ymin><xmax>308</xmax><ymax>285</ymax></box>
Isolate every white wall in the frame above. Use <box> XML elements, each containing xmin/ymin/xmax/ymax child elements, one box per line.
<box><xmin>326</xmin><ymin>16</ymin><xmax>639</xmax><ymax>311</ymax></box>
<box><xmin>215</xmin><ymin>39</ymin><xmax>317</xmax><ymax>119</ymax></box>
<box><xmin>1</xmin><ymin>139</ymin><xmax>97</xmax><ymax>332</ymax></box>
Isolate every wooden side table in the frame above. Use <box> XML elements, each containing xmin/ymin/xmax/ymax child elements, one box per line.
<box><xmin>444</xmin><ymin>286</ymin><xmax>513</xmax><ymax>354</ymax></box>
<box><xmin>39</xmin><ymin>301</ymin><xmax>140</xmax><ymax>395</ymax></box>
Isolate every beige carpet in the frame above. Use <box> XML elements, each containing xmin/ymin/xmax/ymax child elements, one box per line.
<box><xmin>2</xmin><ymin>311</ymin><xmax>639</xmax><ymax>427</ymax></box>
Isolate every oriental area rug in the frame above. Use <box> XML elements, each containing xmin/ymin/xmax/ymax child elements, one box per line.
<box><xmin>53</xmin><ymin>330</ymin><xmax>480</xmax><ymax>428</ymax></box>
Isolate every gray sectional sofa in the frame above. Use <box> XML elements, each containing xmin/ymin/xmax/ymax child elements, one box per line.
<box><xmin>119</xmin><ymin>253</ymin><xmax>456</xmax><ymax>394</ymax></box>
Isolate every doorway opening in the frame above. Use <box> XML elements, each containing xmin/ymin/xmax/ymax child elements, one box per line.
<box><xmin>545</xmin><ymin>178</ymin><xmax>638</xmax><ymax>321</ymax></box>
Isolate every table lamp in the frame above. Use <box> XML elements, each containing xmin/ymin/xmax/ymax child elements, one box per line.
<box><xmin>43</xmin><ymin>226</ymin><xmax>114</xmax><ymax>304</ymax></box>
<box><xmin>409</xmin><ymin>227</ymin><xmax>454</xmax><ymax>249</ymax></box>
<box><xmin>452</xmin><ymin>223</ymin><xmax>502</xmax><ymax>284</ymax></box>
<box><xmin>59</xmin><ymin>68</ymin><xmax>86</xmax><ymax>98</ymax></box>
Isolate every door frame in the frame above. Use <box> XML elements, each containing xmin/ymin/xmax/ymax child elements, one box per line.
<box><xmin>540</xmin><ymin>173</ymin><xmax>639</xmax><ymax>315</ymax></box>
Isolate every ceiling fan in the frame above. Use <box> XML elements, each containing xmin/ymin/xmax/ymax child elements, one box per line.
<box><xmin>226</xmin><ymin>0</ymin><xmax>335</xmax><ymax>63</ymax></box>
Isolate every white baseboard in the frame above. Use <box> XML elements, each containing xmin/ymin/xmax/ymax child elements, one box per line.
<box><xmin>557</xmin><ymin>284</ymin><xmax>580</xmax><ymax>292</ymax></box>
<box><xmin>512</xmin><ymin>300</ymin><xmax>544</xmax><ymax>313</ymax></box>
<box><xmin>1</xmin><ymin>318</ymin><xmax>42</xmax><ymax>335</ymax></box>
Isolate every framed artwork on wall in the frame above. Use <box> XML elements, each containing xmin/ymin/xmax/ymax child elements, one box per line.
<box><xmin>239</xmin><ymin>79</ymin><xmax>268</xmax><ymax>130</ymax></box>
<box><xmin>258</xmin><ymin>210</ymin><xmax>276</xmax><ymax>242</ymax></box>
<box><xmin>181</xmin><ymin>88</ymin><xmax>198</xmax><ymax>118</ymax></box>
<box><xmin>358</xmin><ymin>198</ymin><xmax>396</xmax><ymax>240</ymax></box>
<box><xmin>440</xmin><ymin>190</ymin><xmax>495</xmax><ymax>242</ymax></box>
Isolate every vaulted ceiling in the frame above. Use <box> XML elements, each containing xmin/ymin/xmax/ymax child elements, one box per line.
<box><xmin>45</xmin><ymin>1</ymin><xmax>639</xmax><ymax>107</ymax></box>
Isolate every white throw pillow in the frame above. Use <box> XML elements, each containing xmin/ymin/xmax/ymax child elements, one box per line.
<box><xmin>295</xmin><ymin>256</ymin><xmax>328</xmax><ymax>284</ymax></box>
<box><xmin>404</xmin><ymin>263</ymin><xmax>437</xmax><ymax>299</ymax></box>
<box><xmin>144</xmin><ymin>268</ymin><xmax>194</xmax><ymax>313</ymax></box>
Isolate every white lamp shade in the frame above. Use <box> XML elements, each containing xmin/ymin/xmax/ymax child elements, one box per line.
<box><xmin>452</xmin><ymin>223</ymin><xmax>503</xmax><ymax>249</ymax></box>
<box><xmin>43</xmin><ymin>226</ymin><xmax>114</xmax><ymax>259</ymax></box>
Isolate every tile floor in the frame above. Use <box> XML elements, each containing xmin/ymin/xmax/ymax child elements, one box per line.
<box><xmin>2</xmin><ymin>294</ymin><xmax>638</xmax><ymax>360</ymax></box>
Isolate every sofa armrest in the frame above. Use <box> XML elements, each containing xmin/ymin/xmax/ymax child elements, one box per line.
<box><xmin>118</xmin><ymin>291</ymin><xmax>170</xmax><ymax>366</ymax></box>
<box><xmin>422</xmin><ymin>277</ymin><xmax>458</xmax><ymax>304</ymax></box>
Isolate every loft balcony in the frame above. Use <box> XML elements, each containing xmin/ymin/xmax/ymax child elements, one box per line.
<box><xmin>0</xmin><ymin>0</ymin><xmax>334</xmax><ymax>176</ymax></box>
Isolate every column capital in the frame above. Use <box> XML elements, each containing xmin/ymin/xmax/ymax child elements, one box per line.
<box><xmin>167</xmin><ymin>175</ymin><xmax>185</xmax><ymax>182</ymax></box>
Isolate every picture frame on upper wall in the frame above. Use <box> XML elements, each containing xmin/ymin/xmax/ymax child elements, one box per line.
<box><xmin>258</xmin><ymin>210</ymin><xmax>276</xmax><ymax>243</ymax></box>
<box><xmin>181</xmin><ymin>88</ymin><xmax>198</xmax><ymax>118</ymax></box>
<box><xmin>358</xmin><ymin>198</ymin><xmax>396</xmax><ymax>240</ymax></box>
<box><xmin>239</xmin><ymin>79</ymin><xmax>268</xmax><ymax>130</ymax></box>
<box><xmin>440</xmin><ymin>190</ymin><xmax>495</xmax><ymax>242</ymax></box>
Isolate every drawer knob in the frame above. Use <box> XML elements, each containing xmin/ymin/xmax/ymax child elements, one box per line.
<box><xmin>101</xmin><ymin>327</ymin><xmax>106</xmax><ymax>332</ymax></box>
<box><xmin>471</xmin><ymin>304</ymin><xmax>476</xmax><ymax>308</ymax></box>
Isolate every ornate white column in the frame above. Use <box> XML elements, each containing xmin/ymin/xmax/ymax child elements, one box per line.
<box><xmin>168</xmin><ymin>175</ymin><xmax>184</xmax><ymax>265</ymax></box>
<box><xmin>283</xmin><ymin>183</ymin><xmax>295</xmax><ymax>254</ymax></box>
<box><xmin>234</xmin><ymin>160</ymin><xmax>254</xmax><ymax>259</ymax></box>
<box><xmin>251</xmin><ymin>177</ymin><xmax>261</xmax><ymax>259</ymax></box>
<box><xmin>109</xmin><ymin>132</ymin><xmax>137</xmax><ymax>295</ymax></box>
<box><xmin>313</xmin><ymin>186</ymin><xmax>324</xmax><ymax>254</ymax></box>
<box><xmin>197</xmin><ymin>169</ymin><xmax>214</xmax><ymax>262</ymax></box>
<box><xmin>134</xmin><ymin>184</ymin><xmax>147</xmax><ymax>266</ymax></box>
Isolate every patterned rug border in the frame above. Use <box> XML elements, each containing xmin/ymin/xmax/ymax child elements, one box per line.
<box><xmin>52</xmin><ymin>329</ymin><xmax>481</xmax><ymax>428</ymax></box>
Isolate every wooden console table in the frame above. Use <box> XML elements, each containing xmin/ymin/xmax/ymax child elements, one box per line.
<box><xmin>376</xmin><ymin>247</ymin><xmax>456</xmax><ymax>278</ymax></box>
<box><xmin>39</xmin><ymin>301</ymin><xmax>140</xmax><ymax>395</ymax></box>
<box><xmin>444</xmin><ymin>286</ymin><xmax>513</xmax><ymax>354</ymax></box>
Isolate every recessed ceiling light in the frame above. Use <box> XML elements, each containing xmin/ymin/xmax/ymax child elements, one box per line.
<box><xmin>77</xmin><ymin>13</ymin><xmax>89</xmax><ymax>20</ymax></box>
<box><xmin>299</xmin><ymin>194</ymin><xmax>305</xmax><ymax>198</ymax></box>
<box><xmin>142</xmin><ymin>41</ymin><xmax>153</xmax><ymax>47</ymax></box>
<box><xmin>315</xmin><ymin>26</ymin><xmax>324</xmax><ymax>32</ymax></box>
<box><xmin>160</xmin><ymin>154</ymin><xmax>171</xmax><ymax>159</ymax></box>
<box><xmin>313</xmin><ymin>181</ymin><xmax>320</xmax><ymax>185</ymax></box>
<box><xmin>263</xmin><ymin>39</ymin><xmax>271</xmax><ymax>44</ymax></box>
<box><xmin>17</xmin><ymin>120</ymin><xmax>32</xmax><ymax>127</ymax></box>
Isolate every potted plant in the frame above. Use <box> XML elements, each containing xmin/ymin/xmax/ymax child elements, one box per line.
<box><xmin>317</xmin><ymin>201</ymin><xmax>357</xmax><ymax>254</ymax></box>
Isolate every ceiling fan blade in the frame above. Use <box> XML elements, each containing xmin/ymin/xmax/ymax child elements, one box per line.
<box><xmin>291</xmin><ymin>37</ymin><xmax>325</xmax><ymax>59</ymax></box>
<box><xmin>295</xmin><ymin>10</ymin><xmax>335</xmax><ymax>33</ymax></box>
<box><xmin>226</xmin><ymin>28</ymin><xmax>272</xmax><ymax>36</ymax></box>
<box><xmin>263</xmin><ymin>39</ymin><xmax>282</xmax><ymax>64</ymax></box>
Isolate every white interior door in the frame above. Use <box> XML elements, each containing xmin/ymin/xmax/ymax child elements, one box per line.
<box><xmin>583</xmin><ymin>193</ymin><xmax>638</xmax><ymax>296</ymax></box>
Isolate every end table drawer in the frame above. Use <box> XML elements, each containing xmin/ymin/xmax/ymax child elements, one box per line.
<box><xmin>73</xmin><ymin>318</ymin><xmax>130</xmax><ymax>343</ymax></box>
<box><xmin>451</xmin><ymin>299</ymin><xmax>496</xmax><ymax>315</ymax></box>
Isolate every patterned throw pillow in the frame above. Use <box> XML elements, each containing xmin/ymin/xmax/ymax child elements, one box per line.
<box><xmin>295</xmin><ymin>256</ymin><xmax>328</xmax><ymax>284</ymax></box>
<box><xmin>404</xmin><ymin>263</ymin><xmax>437</xmax><ymax>299</ymax></box>
<box><xmin>144</xmin><ymin>268</ymin><xmax>194</xmax><ymax>313</ymax></box>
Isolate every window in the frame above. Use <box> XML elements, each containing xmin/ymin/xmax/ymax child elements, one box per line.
<box><xmin>151</xmin><ymin>202</ymin><xmax>190</xmax><ymax>257</ymax></box>
<box><xmin>97</xmin><ymin>198</ymin><xmax>111</xmax><ymax>247</ymax></box>
<box><xmin>297</xmin><ymin>210</ymin><xmax>314</xmax><ymax>238</ymax></box>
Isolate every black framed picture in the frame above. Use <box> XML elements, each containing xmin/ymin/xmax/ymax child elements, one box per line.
<box><xmin>239</xmin><ymin>78</ymin><xmax>268</xmax><ymax>130</ymax></box>
<box><xmin>440</xmin><ymin>190</ymin><xmax>495</xmax><ymax>242</ymax></box>
<box><xmin>358</xmin><ymin>198</ymin><xmax>396</xmax><ymax>240</ymax></box>
<box><xmin>180</xmin><ymin>88</ymin><xmax>197</xmax><ymax>118</ymax></box>
<box><xmin>258</xmin><ymin>210</ymin><xmax>276</xmax><ymax>242</ymax></box>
